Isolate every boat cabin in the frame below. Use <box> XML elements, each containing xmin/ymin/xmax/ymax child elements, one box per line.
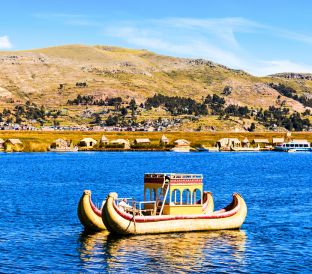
<box><xmin>144</xmin><ymin>173</ymin><xmax>204</xmax><ymax>215</ymax></box>
<box><xmin>282</xmin><ymin>141</ymin><xmax>310</xmax><ymax>148</ymax></box>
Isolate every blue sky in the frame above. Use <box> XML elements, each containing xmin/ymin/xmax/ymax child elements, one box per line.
<box><xmin>1</xmin><ymin>0</ymin><xmax>312</xmax><ymax>76</ymax></box>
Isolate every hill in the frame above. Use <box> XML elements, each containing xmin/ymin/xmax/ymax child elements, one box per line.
<box><xmin>0</xmin><ymin>44</ymin><xmax>311</xmax><ymax>131</ymax></box>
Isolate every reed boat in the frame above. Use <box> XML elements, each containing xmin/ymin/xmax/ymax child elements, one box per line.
<box><xmin>48</xmin><ymin>146</ymin><xmax>78</xmax><ymax>152</ymax></box>
<box><xmin>230</xmin><ymin>146</ymin><xmax>260</xmax><ymax>152</ymax></box>
<box><xmin>206</xmin><ymin>147</ymin><xmax>220</xmax><ymax>152</ymax></box>
<box><xmin>171</xmin><ymin>146</ymin><xmax>191</xmax><ymax>152</ymax></box>
<box><xmin>219</xmin><ymin>146</ymin><xmax>232</xmax><ymax>152</ymax></box>
<box><xmin>78</xmin><ymin>190</ymin><xmax>106</xmax><ymax>231</ymax></box>
<box><xmin>77</xmin><ymin>185</ymin><xmax>214</xmax><ymax>232</ymax></box>
<box><xmin>102</xmin><ymin>173</ymin><xmax>247</xmax><ymax>235</ymax></box>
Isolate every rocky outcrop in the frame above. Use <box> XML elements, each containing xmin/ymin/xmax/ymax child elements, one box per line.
<box><xmin>269</xmin><ymin>73</ymin><xmax>312</xmax><ymax>80</ymax></box>
<box><xmin>186</xmin><ymin>58</ymin><xmax>249</xmax><ymax>75</ymax></box>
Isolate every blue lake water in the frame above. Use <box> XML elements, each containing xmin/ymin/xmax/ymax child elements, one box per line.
<box><xmin>0</xmin><ymin>152</ymin><xmax>311</xmax><ymax>273</ymax></box>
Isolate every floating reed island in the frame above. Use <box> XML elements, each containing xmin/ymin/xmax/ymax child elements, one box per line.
<box><xmin>0</xmin><ymin>131</ymin><xmax>311</xmax><ymax>152</ymax></box>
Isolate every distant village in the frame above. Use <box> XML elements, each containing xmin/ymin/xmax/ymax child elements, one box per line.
<box><xmin>0</xmin><ymin>121</ymin><xmax>177</xmax><ymax>132</ymax></box>
<box><xmin>0</xmin><ymin>92</ymin><xmax>312</xmax><ymax>133</ymax></box>
<box><xmin>0</xmin><ymin>95</ymin><xmax>188</xmax><ymax>132</ymax></box>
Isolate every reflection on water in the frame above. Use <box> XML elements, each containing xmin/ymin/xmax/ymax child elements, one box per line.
<box><xmin>79</xmin><ymin>230</ymin><xmax>247</xmax><ymax>273</ymax></box>
<box><xmin>78</xmin><ymin>231</ymin><xmax>110</xmax><ymax>272</ymax></box>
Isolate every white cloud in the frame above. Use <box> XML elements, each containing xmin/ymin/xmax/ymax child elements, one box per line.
<box><xmin>0</xmin><ymin>36</ymin><xmax>12</xmax><ymax>49</ymax></box>
<box><xmin>32</xmin><ymin>13</ymin><xmax>312</xmax><ymax>75</ymax></box>
<box><xmin>156</xmin><ymin>17</ymin><xmax>261</xmax><ymax>49</ymax></box>
<box><xmin>249</xmin><ymin>60</ymin><xmax>312</xmax><ymax>76</ymax></box>
<box><xmin>103</xmin><ymin>17</ymin><xmax>312</xmax><ymax>76</ymax></box>
<box><xmin>263</xmin><ymin>26</ymin><xmax>312</xmax><ymax>45</ymax></box>
<box><xmin>109</xmin><ymin>26</ymin><xmax>244</xmax><ymax>67</ymax></box>
<box><xmin>33</xmin><ymin>13</ymin><xmax>87</xmax><ymax>20</ymax></box>
<box><xmin>105</xmin><ymin>19</ymin><xmax>248</xmax><ymax>69</ymax></box>
<box><xmin>31</xmin><ymin>13</ymin><xmax>312</xmax><ymax>76</ymax></box>
<box><xmin>32</xmin><ymin>13</ymin><xmax>99</xmax><ymax>27</ymax></box>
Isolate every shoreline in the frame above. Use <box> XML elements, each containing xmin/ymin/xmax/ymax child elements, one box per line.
<box><xmin>0</xmin><ymin>130</ymin><xmax>311</xmax><ymax>152</ymax></box>
<box><xmin>0</xmin><ymin>149</ymin><xmax>276</xmax><ymax>153</ymax></box>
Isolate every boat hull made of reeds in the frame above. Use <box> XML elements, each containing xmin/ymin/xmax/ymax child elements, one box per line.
<box><xmin>78</xmin><ymin>190</ymin><xmax>106</xmax><ymax>232</ymax></box>
<box><xmin>102</xmin><ymin>192</ymin><xmax>247</xmax><ymax>235</ymax></box>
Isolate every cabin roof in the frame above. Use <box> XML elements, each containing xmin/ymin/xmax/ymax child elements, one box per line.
<box><xmin>144</xmin><ymin>174</ymin><xmax>203</xmax><ymax>191</ymax></box>
<box><xmin>217</xmin><ymin>138</ymin><xmax>241</xmax><ymax>143</ymax></box>
<box><xmin>144</xmin><ymin>173</ymin><xmax>203</xmax><ymax>180</ymax></box>
<box><xmin>53</xmin><ymin>138</ymin><xmax>67</xmax><ymax>145</ymax></box>
<box><xmin>7</xmin><ymin>138</ymin><xmax>23</xmax><ymax>145</ymax></box>
<box><xmin>272</xmin><ymin>138</ymin><xmax>284</xmax><ymax>143</ymax></box>
<box><xmin>135</xmin><ymin>138</ymin><xmax>150</xmax><ymax>143</ymax></box>
<box><xmin>0</xmin><ymin>138</ymin><xmax>5</xmax><ymax>144</ymax></box>
<box><xmin>174</xmin><ymin>139</ymin><xmax>190</xmax><ymax>145</ymax></box>
<box><xmin>144</xmin><ymin>173</ymin><xmax>203</xmax><ymax>185</ymax></box>
<box><xmin>80</xmin><ymin>137</ymin><xmax>97</xmax><ymax>143</ymax></box>
<box><xmin>111</xmin><ymin>138</ymin><xmax>129</xmax><ymax>144</ymax></box>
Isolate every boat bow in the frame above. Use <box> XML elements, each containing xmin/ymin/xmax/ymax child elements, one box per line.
<box><xmin>77</xmin><ymin>190</ymin><xmax>106</xmax><ymax>232</ymax></box>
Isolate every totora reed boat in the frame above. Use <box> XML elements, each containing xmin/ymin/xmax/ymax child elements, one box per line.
<box><xmin>78</xmin><ymin>190</ymin><xmax>106</xmax><ymax>231</ymax></box>
<box><xmin>78</xmin><ymin>186</ymin><xmax>214</xmax><ymax>232</ymax></box>
<box><xmin>101</xmin><ymin>173</ymin><xmax>247</xmax><ymax>235</ymax></box>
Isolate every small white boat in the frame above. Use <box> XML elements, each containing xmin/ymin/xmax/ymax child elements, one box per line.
<box><xmin>274</xmin><ymin>140</ymin><xmax>312</xmax><ymax>152</ymax></box>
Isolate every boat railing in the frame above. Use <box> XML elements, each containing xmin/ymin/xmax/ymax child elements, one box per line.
<box><xmin>115</xmin><ymin>197</ymin><xmax>135</xmax><ymax>207</ymax></box>
<box><xmin>138</xmin><ymin>201</ymin><xmax>156</xmax><ymax>215</ymax></box>
<box><xmin>115</xmin><ymin>197</ymin><xmax>157</xmax><ymax>216</ymax></box>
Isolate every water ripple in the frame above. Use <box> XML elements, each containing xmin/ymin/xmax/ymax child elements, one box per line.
<box><xmin>0</xmin><ymin>152</ymin><xmax>311</xmax><ymax>272</ymax></box>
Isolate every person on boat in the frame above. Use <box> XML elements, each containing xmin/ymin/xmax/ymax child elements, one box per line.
<box><xmin>118</xmin><ymin>198</ymin><xmax>132</xmax><ymax>211</ymax></box>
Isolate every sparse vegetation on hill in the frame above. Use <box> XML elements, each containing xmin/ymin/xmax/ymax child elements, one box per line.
<box><xmin>0</xmin><ymin>44</ymin><xmax>311</xmax><ymax>131</ymax></box>
<box><xmin>145</xmin><ymin>94</ymin><xmax>208</xmax><ymax>116</ymax></box>
<box><xmin>269</xmin><ymin>83</ymin><xmax>312</xmax><ymax>108</ymax></box>
<box><xmin>0</xmin><ymin>101</ymin><xmax>61</xmax><ymax>126</ymax></box>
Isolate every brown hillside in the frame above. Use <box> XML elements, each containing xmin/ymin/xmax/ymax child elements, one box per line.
<box><xmin>0</xmin><ymin>44</ymin><xmax>311</xmax><ymax>130</ymax></box>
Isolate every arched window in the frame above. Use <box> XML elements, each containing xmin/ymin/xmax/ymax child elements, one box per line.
<box><xmin>182</xmin><ymin>189</ymin><xmax>191</xmax><ymax>205</ymax></box>
<box><xmin>171</xmin><ymin>189</ymin><xmax>181</xmax><ymax>205</ymax></box>
<box><xmin>144</xmin><ymin>187</ymin><xmax>147</xmax><ymax>201</ymax></box>
<box><xmin>193</xmin><ymin>189</ymin><xmax>202</xmax><ymax>204</ymax></box>
<box><xmin>152</xmin><ymin>188</ymin><xmax>157</xmax><ymax>200</ymax></box>
<box><xmin>148</xmin><ymin>188</ymin><xmax>152</xmax><ymax>200</ymax></box>
<box><xmin>144</xmin><ymin>188</ymin><xmax>153</xmax><ymax>201</ymax></box>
